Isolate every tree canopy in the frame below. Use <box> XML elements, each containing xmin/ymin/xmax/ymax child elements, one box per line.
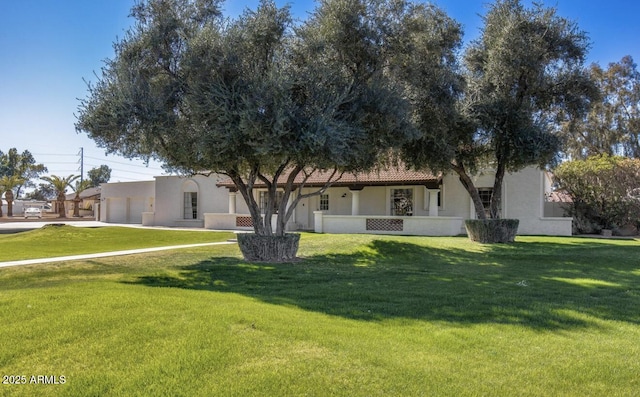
<box><xmin>75</xmin><ymin>0</ymin><xmax>458</xmax><ymax>245</ymax></box>
<box><xmin>0</xmin><ymin>148</ymin><xmax>48</xmax><ymax>198</ymax></box>
<box><xmin>561</xmin><ymin>56</ymin><xmax>640</xmax><ymax>159</ymax></box>
<box><xmin>554</xmin><ymin>155</ymin><xmax>640</xmax><ymax>233</ymax></box>
<box><xmin>402</xmin><ymin>0</ymin><xmax>596</xmax><ymax>220</ymax></box>
<box><xmin>87</xmin><ymin>165</ymin><xmax>112</xmax><ymax>187</ymax></box>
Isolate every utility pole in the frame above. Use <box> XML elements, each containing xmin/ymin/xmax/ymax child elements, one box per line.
<box><xmin>78</xmin><ymin>147</ymin><xmax>84</xmax><ymax>184</ymax></box>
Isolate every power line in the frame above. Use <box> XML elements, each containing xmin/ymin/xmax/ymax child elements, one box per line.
<box><xmin>31</xmin><ymin>153</ymin><xmax>164</xmax><ymax>171</ymax></box>
<box><xmin>84</xmin><ymin>155</ymin><xmax>164</xmax><ymax>170</ymax></box>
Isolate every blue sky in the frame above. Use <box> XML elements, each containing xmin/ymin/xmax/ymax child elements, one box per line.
<box><xmin>1</xmin><ymin>0</ymin><xmax>639</xmax><ymax>184</ymax></box>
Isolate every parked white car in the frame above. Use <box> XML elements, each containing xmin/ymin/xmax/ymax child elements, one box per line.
<box><xmin>24</xmin><ymin>207</ymin><xmax>42</xmax><ymax>219</ymax></box>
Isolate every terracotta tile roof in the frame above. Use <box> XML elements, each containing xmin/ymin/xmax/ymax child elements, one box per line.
<box><xmin>546</xmin><ymin>190</ymin><xmax>573</xmax><ymax>203</ymax></box>
<box><xmin>216</xmin><ymin>166</ymin><xmax>441</xmax><ymax>189</ymax></box>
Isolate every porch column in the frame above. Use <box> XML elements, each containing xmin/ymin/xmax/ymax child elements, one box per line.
<box><xmin>351</xmin><ymin>190</ymin><xmax>360</xmax><ymax>216</ymax></box>
<box><xmin>428</xmin><ymin>189</ymin><xmax>440</xmax><ymax>217</ymax></box>
<box><xmin>228</xmin><ymin>191</ymin><xmax>236</xmax><ymax>214</ymax></box>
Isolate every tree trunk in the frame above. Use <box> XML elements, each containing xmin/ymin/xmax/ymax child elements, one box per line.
<box><xmin>57</xmin><ymin>193</ymin><xmax>66</xmax><ymax>218</ymax></box>
<box><xmin>489</xmin><ymin>161</ymin><xmax>506</xmax><ymax>219</ymax></box>
<box><xmin>237</xmin><ymin>233</ymin><xmax>300</xmax><ymax>262</ymax></box>
<box><xmin>451</xmin><ymin>162</ymin><xmax>487</xmax><ymax>220</ymax></box>
<box><xmin>465</xmin><ymin>219</ymin><xmax>519</xmax><ymax>243</ymax></box>
<box><xmin>5</xmin><ymin>190</ymin><xmax>14</xmax><ymax>217</ymax></box>
<box><xmin>73</xmin><ymin>197</ymin><xmax>81</xmax><ymax>217</ymax></box>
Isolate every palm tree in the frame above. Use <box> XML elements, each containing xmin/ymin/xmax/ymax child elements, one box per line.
<box><xmin>41</xmin><ymin>175</ymin><xmax>80</xmax><ymax>218</ymax></box>
<box><xmin>71</xmin><ymin>179</ymin><xmax>93</xmax><ymax>217</ymax></box>
<box><xmin>0</xmin><ymin>175</ymin><xmax>26</xmax><ymax>217</ymax></box>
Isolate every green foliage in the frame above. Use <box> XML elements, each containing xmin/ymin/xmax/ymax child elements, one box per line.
<box><xmin>561</xmin><ymin>56</ymin><xmax>640</xmax><ymax>159</ymax></box>
<box><xmin>75</xmin><ymin>0</ymin><xmax>434</xmax><ymax>241</ymax></box>
<box><xmin>402</xmin><ymin>0</ymin><xmax>595</xmax><ymax>220</ymax></box>
<box><xmin>87</xmin><ymin>165</ymin><xmax>111</xmax><ymax>187</ymax></box>
<box><xmin>24</xmin><ymin>183</ymin><xmax>56</xmax><ymax>201</ymax></box>
<box><xmin>464</xmin><ymin>218</ymin><xmax>519</xmax><ymax>243</ymax></box>
<box><xmin>41</xmin><ymin>174</ymin><xmax>80</xmax><ymax>217</ymax></box>
<box><xmin>1</xmin><ymin>234</ymin><xmax>640</xmax><ymax>396</ymax></box>
<box><xmin>0</xmin><ymin>148</ymin><xmax>48</xmax><ymax>197</ymax></box>
<box><xmin>0</xmin><ymin>175</ymin><xmax>25</xmax><ymax>216</ymax></box>
<box><xmin>554</xmin><ymin>155</ymin><xmax>640</xmax><ymax>232</ymax></box>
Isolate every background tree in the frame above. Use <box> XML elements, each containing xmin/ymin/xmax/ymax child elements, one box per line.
<box><xmin>75</xmin><ymin>0</ymin><xmax>442</xmax><ymax>261</ymax></box>
<box><xmin>561</xmin><ymin>56</ymin><xmax>640</xmax><ymax>159</ymax></box>
<box><xmin>87</xmin><ymin>165</ymin><xmax>112</xmax><ymax>187</ymax></box>
<box><xmin>71</xmin><ymin>179</ymin><xmax>93</xmax><ymax>217</ymax></box>
<box><xmin>0</xmin><ymin>175</ymin><xmax>26</xmax><ymax>217</ymax></box>
<box><xmin>0</xmin><ymin>148</ymin><xmax>48</xmax><ymax>197</ymax></box>
<box><xmin>554</xmin><ymin>155</ymin><xmax>640</xmax><ymax>234</ymax></box>
<box><xmin>41</xmin><ymin>175</ymin><xmax>80</xmax><ymax>218</ymax></box>
<box><xmin>24</xmin><ymin>183</ymin><xmax>57</xmax><ymax>201</ymax></box>
<box><xmin>402</xmin><ymin>0</ymin><xmax>595</xmax><ymax>234</ymax></box>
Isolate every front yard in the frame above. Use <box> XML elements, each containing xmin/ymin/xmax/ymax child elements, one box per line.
<box><xmin>1</xmin><ymin>231</ymin><xmax>639</xmax><ymax>396</ymax></box>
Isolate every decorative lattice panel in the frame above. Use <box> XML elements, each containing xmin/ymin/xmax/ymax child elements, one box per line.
<box><xmin>236</xmin><ymin>216</ymin><xmax>253</xmax><ymax>227</ymax></box>
<box><xmin>366</xmin><ymin>218</ymin><xmax>404</xmax><ymax>231</ymax></box>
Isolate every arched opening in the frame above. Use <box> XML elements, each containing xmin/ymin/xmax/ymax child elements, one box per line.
<box><xmin>182</xmin><ymin>180</ymin><xmax>199</xmax><ymax>219</ymax></box>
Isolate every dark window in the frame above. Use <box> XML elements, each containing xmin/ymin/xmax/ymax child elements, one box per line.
<box><xmin>477</xmin><ymin>188</ymin><xmax>493</xmax><ymax>218</ymax></box>
<box><xmin>184</xmin><ymin>192</ymin><xmax>197</xmax><ymax>219</ymax></box>
<box><xmin>319</xmin><ymin>194</ymin><xmax>329</xmax><ymax>211</ymax></box>
<box><xmin>390</xmin><ymin>188</ymin><xmax>413</xmax><ymax>216</ymax></box>
<box><xmin>259</xmin><ymin>191</ymin><xmax>285</xmax><ymax>214</ymax></box>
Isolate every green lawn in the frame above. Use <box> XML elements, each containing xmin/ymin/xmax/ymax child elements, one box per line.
<box><xmin>1</xmin><ymin>232</ymin><xmax>639</xmax><ymax>396</ymax></box>
<box><xmin>0</xmin><ymin>225</ymin><xmax>236</xmax><ymax>261</ymax></box>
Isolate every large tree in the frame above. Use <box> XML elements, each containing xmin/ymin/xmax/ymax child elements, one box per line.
<box><xmin>561</xmin><ymin>56</ymin><xmax>640</xmax><ymax>159</ymax></box>
<box><xmin>0</xmin><ymin>148</ymin><xmax>48</xmax><ymax>197</ymax></box>
<box><xmin>75</xmin><ymin>0</ymin><xmax>457</xmax><ymax>260</ymax></box>
<box><xmin>71</xmin><ymin>179</ymin><xmax>93</xmax><ymax>217</ymax></box>
<box><xmin>0</xmin><ymin>175</ymin><xmax>26</xmax><ymax>217</ymax></box>
<box><xmin>87</xmin><ymin>165</ymin><xmax>112</xmax><ymax>187</ymax></box>
<box><xmin>403</xmin><ymin>0</ymin><xmax>595</xmax><ymax>230</ymax></box>
<box><xmin>41</xmin><ymin>175</ymin><xmax>80</xmax><ymax>218</ymax></box>
<box><xmin>554</xmin><ymin>155</ymin><xmax>640</xmax><ymax>233</ymax></box>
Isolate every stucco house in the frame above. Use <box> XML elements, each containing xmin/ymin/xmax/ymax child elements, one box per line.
<box><xmin>99</xmin><ymin>166</ymin><xmax>572</xmax><ymax>236</ymax></box>
<box><xmin>64</xmin><ymin>187</ymin><xmax>101</xmax><ymax>218</ymax></box>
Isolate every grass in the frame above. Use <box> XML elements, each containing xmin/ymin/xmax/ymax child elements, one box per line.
<box><xmin>0</xmin><ymin>225</ymin><xmax>236</xmax><ymax>261</ymax></box>
<box><xmin>1</xmin><ymin>232</ymin><xmax>639</xmax><ymax>396</ymax></box>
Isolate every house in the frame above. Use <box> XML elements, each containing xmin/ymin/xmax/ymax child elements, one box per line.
<box><xmin>99</xmin><ymin>166</ymin><xmax>572</xmax><ymax>236</ymax></box>
<box><xmin>64</xmin><ymin>187</ymin><xmax>101</xmax><ymax>218</ymax></box>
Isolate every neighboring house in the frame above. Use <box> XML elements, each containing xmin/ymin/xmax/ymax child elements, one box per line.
<box><xmin>64</xmin><ymin>187</ymin><xmax>102</xmax><ymax>218</ymax></box>
<box><xmin>1</xmin><ymin>199</ymin><xmax>50</xmax><ymax>216</ymax></box>
<box><xmin>99</xmin><ymin>166</ymin><xmax>572</xmax><ymax>236</ymax></box>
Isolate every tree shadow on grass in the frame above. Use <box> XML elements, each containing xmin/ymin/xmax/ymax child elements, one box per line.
<box><xmin>124</xmin><ymin>238</ymin><xmax>640</xmax><ymax>331</ymax></box>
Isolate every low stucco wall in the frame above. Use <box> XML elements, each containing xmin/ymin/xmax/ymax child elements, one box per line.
<box><xmin>204</xmin><ymin>213</ymin><xmax>296</xmax><ymax>231</ymax></box>
<box><xmin>517</xmin><ymin>217</ymin><xmax>573</xmax><ymax>236</ymax></box>
<box><xmin>314</xmin><ymin>212</ymin><xmax>465</xmax><ymax>236</ymax></box>
<box><xmin>313</xmin><ymin>212</ymin><xmax>573</xmax><ymax>237</ymax></box>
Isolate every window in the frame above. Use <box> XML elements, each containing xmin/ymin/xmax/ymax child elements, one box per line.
<box><xmin>390</xmin><ymin>188</ymin><xmax>413</xmax><ymax>216</ymax></box>
<box><xmin>477</xmin><ymin>188</ymin><xmax>493</xmax><ymax>218</ymax></box>
<box><xmin>259</xmin><ymin>191</ymin><xmax>285</xmax><ymax>214</ymax></box>
<box><xmin>184</xmin><ymin>192</ymin><xmax>197</xmax><ymax>219</ymax></box>
<box><xmin>319</xmin><ymin>194</ymin><xmax>329</xmax><ymax>211</ymax></box>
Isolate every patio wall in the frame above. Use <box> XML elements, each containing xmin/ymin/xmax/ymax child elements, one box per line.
<box><xmin>314</xmin><ymin>212</ymin><xmax>465</xmax><ymax>236</ymax></box>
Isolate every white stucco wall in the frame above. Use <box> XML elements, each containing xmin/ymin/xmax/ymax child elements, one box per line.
<box><xmin>100</xmin><ymin>181</ymin><xmax>155</xmax><ymax>224</ymax></box>
<box><xmin>100</xmin><ymin>167</ymin><xmax>571</xmax><ymax>235</ymax></box>
<box><xmin>154</xmin><ymin>174</ymin><xmax>229</xmax><ymax>227</ymax></box>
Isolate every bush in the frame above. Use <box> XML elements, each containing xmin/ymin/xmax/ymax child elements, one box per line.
<box><xmin>554</xmin><ymin>155</ymin><xmax>640</xmax><ymax>234</ymax></box>
<box><xmin>237</xmin><ymin>233</ymin><xmax>300</xmax><ymax>262</ymax></box>
<box><xmin>465</xmin><ymin>219</ymin><xmax>519</xmax><ymax>243</ymax></box>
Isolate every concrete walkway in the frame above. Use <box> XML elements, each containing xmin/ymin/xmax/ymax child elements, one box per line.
<box><xmin>0</xmin><ymin>241</ymin><xmax>235</xmax><ymax>268</ymax></box>
<box><xmin>0</xmin><ymin>220</ymin><xmax>237</xmax><ymax>268</ymax></box>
